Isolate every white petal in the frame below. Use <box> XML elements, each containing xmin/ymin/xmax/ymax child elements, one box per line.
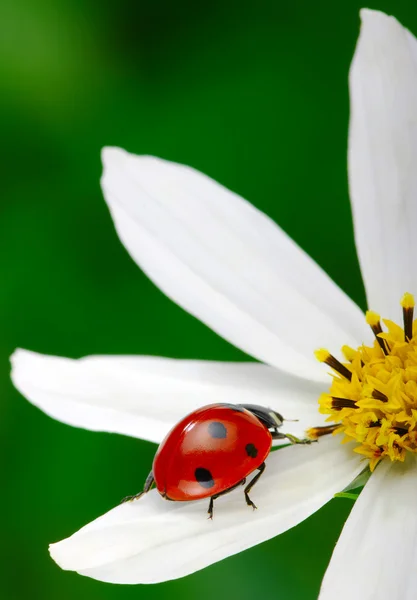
<box><xmin>320</xmin><ymin>456</ymin><xmax>417</xmax><ymax>600</ymax></box>
<box><xmin>349</xmin><ymin>10</ymin><xmax>417</xmax><ymax>320</ymax></box>
<box><xmin>11</xmin><ymin>349</ymin><xmax>325</xmax><ymax>444</ymax></box>
<box><xmin>50</xmin><ymin>436</ymin><xmax>362</xmax><ymax>584</ymax></box>
<box><xmin>101</xmin><ymin>147</ymin><xmax>367</xmax><ymax>382</ymax></box>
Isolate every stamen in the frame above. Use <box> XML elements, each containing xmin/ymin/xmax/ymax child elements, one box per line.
<box><xmin>306</xmin><ymin>424</ymin><xmax>340</xmax><ymax>439</ymax></box>
<box><xmin>315</xmin><ymin>349</ymin><xmax>352</xmax><ymax>381</ymax></box>
<box><xmin>331</xmin><ymin>397</ymin><xmax>357</xmax><ymax>410</ymax></box>
<box><xmin>342</xmin><ymin>345</ymin><xmax>356</xmax><ymax>362</ymax></box>
<box><xmin>314</xmin><ymin>293</ymin><xmax>417</xmax><ymax>471</ymax></box>
<box><xmin>401</xmin><ymin>292</ymin><xmax>415</xmax><ymax>342</ymax></box>
<box><xmin>371</xmin><ymin>389</ymin><xmax>388</xmax><ymax>402</ymax></box>
<box><xmin>366</xmin><ymin>310</ymin><xmax>389</xmax><ymax>355</ymax></box>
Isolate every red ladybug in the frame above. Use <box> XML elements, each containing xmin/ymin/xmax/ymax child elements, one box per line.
<box><xmin>124</xmin><ymin>403</ymin><xmax>312</xmax><ymax>518</ymax></box>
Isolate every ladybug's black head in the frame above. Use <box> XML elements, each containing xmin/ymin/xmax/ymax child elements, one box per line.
<box><xmin>267</xmin><ymin>409</ymin><xmax>284</xmax><ymax>428</ymax></box>
<box><xmin>240</xmin><ymin>404</ymin><xmax>284</xmax><ymax>430</ymax></box>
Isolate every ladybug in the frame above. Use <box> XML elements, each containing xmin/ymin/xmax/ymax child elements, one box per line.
<box><xmin>124</xmin><ymin>403</ymin><xmax>312</xmax><ymax>518</ymax></box>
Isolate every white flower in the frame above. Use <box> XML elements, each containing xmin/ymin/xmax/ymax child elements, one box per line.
<box><xmin>10</xmin><ymin>8</ymin><xmax>417</xmax><ymax>597</ymax></box>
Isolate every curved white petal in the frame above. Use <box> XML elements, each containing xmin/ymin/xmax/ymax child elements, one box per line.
<box><xmin>320</xmin><ymin>455</ymin><xmax>417</xmax><ymax>600</ymax></box>
<box><xmin>101</xmin><ymin>147</ymin><xmax>367</xmax><ymax>382</ymax></box>
<box><xmin>11</xmin><ymin>349</ymin><xmax>326</xmax><ymax>444</ymax></box>
<box><xmin>349</xmin><ymin>10</ymin><xmax>417</xmax><ymax>320</ymax></box>
<box><xmin>50</xmin><ymin>436</ymin><xmax>362</xmax><ymax>584</ymax></box>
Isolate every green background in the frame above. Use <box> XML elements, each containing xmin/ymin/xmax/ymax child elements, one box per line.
<box><xmin>1</xmin><ymin>1</ymin><xmax>415</xmax><ymax>598</ymax></box>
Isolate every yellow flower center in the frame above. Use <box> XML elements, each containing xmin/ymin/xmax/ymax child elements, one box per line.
<box><xmin>307</xmin><ymin>293</ymin><xmax>417</xmax><ymax>472</ymax></box>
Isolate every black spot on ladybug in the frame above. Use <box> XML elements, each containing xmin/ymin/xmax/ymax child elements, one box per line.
<box><xmin>208</xmin><ymin>421</ymin><xmax>227</xmax><ymax>439</ymax></box>
<box><xmin>245</xmin><ymin>443</ymin><xmax>258</xmax><ymax>458</ymax></box>
<box><xmin>219</xmin><ymin>403</ymin><xmax>244</xmax><ymax>412</ymax></box>
<box><xmin>195</xmin><ymin>468</ymin><xmax>215</xmax><ymax>488</ymax></box>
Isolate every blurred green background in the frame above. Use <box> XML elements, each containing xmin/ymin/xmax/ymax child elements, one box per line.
<box><xmin>1</xmin><ymin>0</ymin><xmax>416</xmax><ymax>598</ymax></box>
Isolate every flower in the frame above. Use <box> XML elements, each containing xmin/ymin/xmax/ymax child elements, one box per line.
<box><xmin>10</xmin><ymin>8</ymin><xmax>417</xmax><ymax>596</ymax></box>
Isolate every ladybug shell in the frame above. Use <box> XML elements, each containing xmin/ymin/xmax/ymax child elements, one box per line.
<box><xmin>153</xmin><ymin>403</ymin><xmax>272</xmax><ymax>501</ymax></box>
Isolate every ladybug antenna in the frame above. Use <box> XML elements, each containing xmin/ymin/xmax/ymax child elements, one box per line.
<box><xmin>284</xmin><ymin>418</ymin><xmax>299</xmax><ymax>422</ymax></box>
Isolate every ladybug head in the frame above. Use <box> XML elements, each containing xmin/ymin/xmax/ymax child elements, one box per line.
<box><xmin>240</xmin><ymin>404</ymin><xmax>284</xmax><ymax>430</ymax></box>
<box><xmin>267</xmin><ymin>409</ymin><xmax>284</xmax><ymax>427</ymax></box>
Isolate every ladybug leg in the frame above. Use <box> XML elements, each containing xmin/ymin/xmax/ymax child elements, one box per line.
<box><xmin>207</xmin><ymin>478</ymin><xmax>247</xmax><ymax>520</ymax></box>
<box><xmin>271</xmin><ymin>430</ymin><xmax>316</xmax><ymax>444</ymax></box>
<box><xmin>207</xmin><ymin>497</ymin><xmax>215</xmax><ymax>520</ymax></box>
<box><xmin>121</xmin><ymin>470</ymin><xmax>154</xmax><ymax>504</ymax></box>
<box><xmin>244</xmin><ymin>462</ymin><xmax>265</xmax><ymax>510</ymax></box>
